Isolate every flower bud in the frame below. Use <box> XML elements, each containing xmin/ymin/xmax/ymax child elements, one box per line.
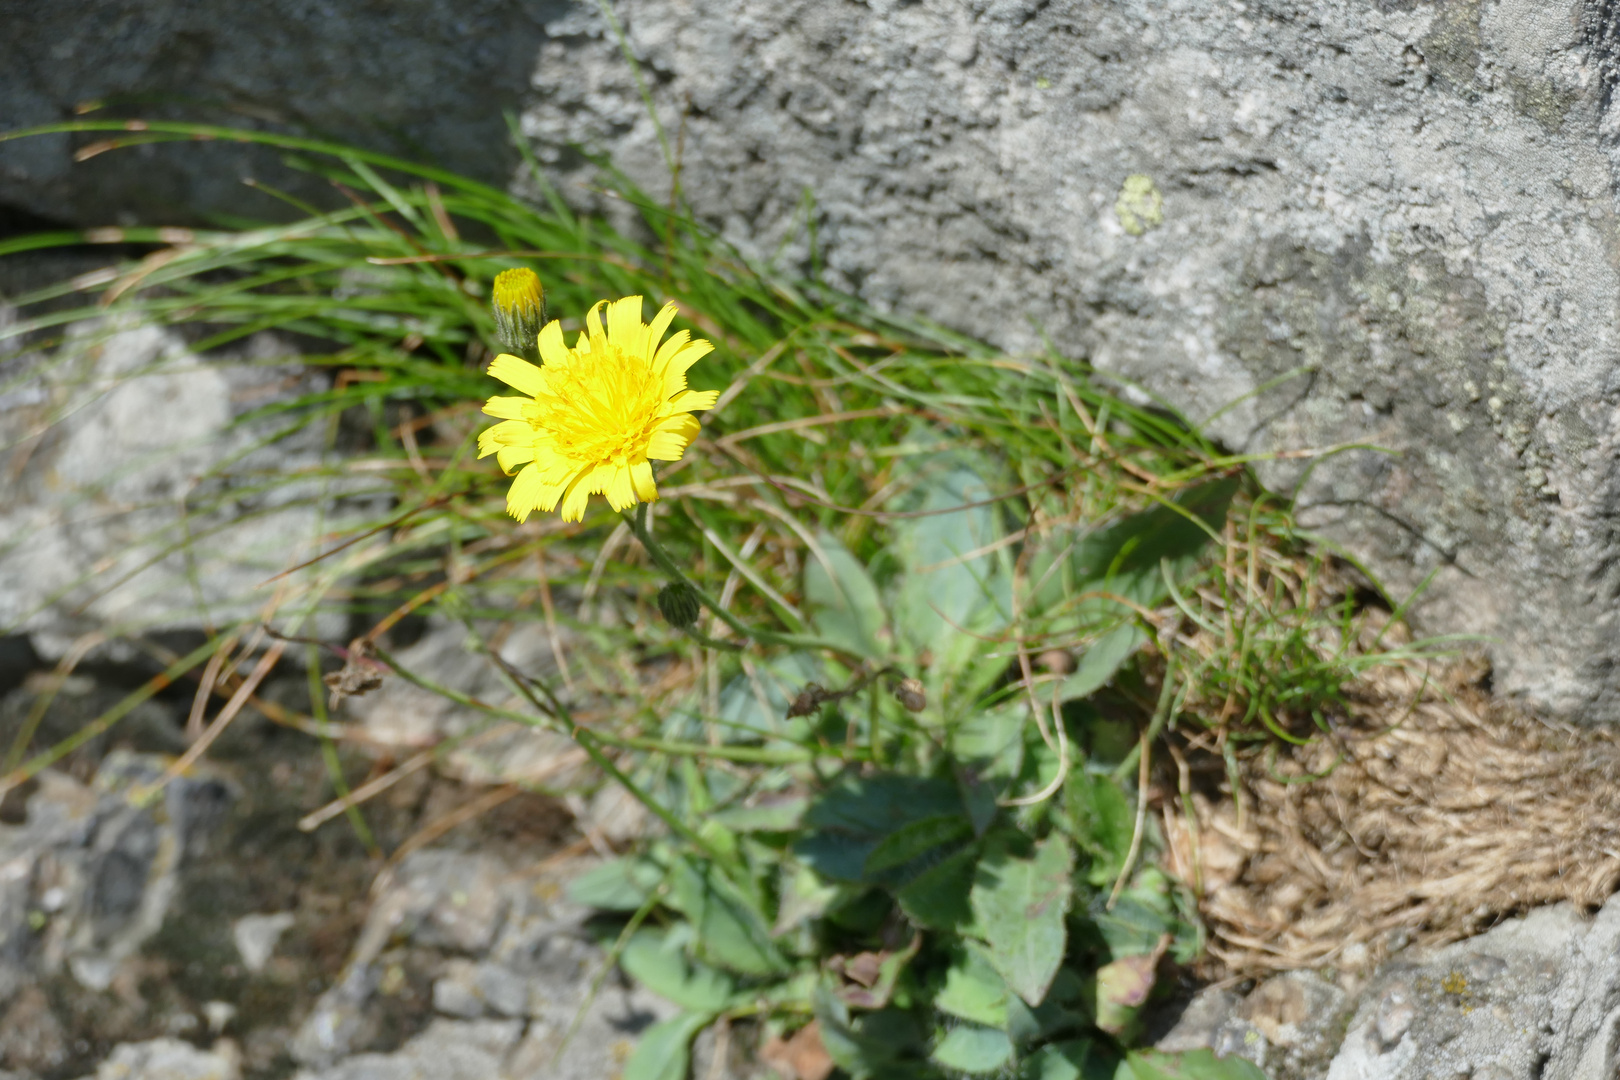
<box><xmin>491</xmin><ymin>268</ymin><xmax>546</xmax><ymax>355</ymax></box>
<box><xmin>893</xmin><ymin>677</ymin><xmax>926</xmax><ymax>713</ymax></box>
<box><xmin>657</xmin><ymin>581</ymin><xmax>703</xmax><ymax>629</ymax></box>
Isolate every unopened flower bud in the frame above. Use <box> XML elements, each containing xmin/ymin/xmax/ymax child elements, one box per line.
<box><xmin>893</xmin><ymin>677</ymin><xmax>926</xmax><ymax>713</ymax></box>
<box><xmin>657</xmin><ymin>582</ymin><xmax>703</xmax><ymax>628</ymax></box>
<box><xmin>491</xmin><ymin>268</ymin><xmax>546</xmax><ymax>355</ymax></box>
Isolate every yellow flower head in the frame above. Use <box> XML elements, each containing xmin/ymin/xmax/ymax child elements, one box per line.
<box><xmin>478</xmin><ymin>296</ymin><xmax>719</xmax><ymax>523</ymax></box>
<box><xmin>490</xmin><ymin>268</ymin><xmax>546</xmax><ymax>354</ymax></box>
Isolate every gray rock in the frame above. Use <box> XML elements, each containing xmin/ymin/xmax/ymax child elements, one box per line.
<box><xmin>339</xmin><ymin>618</ymin><xmax>580</xmax><ymax>783</ymax></box>
<box><xmin>0</xmin><ymin>2</ymin><xmax>555</xmax><ymax>228</ymax></box>
<box><xmin>292</xmin><ymin>846</ymin><xmax>688</xmax><ymax>1080</ymax></box>
<box><xmin>0</xmin><ymin>752</ymin><xmax>230</xmax><ymax>997</ymax></box>
<box><xmin>230</xmin><ymin>912</ymin><xmax>296</xmax><ymax>974</ymax></box>
<box><xmin>514</xmin><ymin>0</ymin><xmax>1620</xmax><ymax>721</ymax></box>
<box><xmin>293</xmin><ymin>1019</ymin><xmax>524</xmax><ymax>1080</ymax></box>
<box><xmin>432</xmin><ymin>959</ymin><xmax>531</xmax><ymax>1019</ymax></box>
<box><xmin>0</xmin><ymin>321</ymin><xmax>352</xmax><ymax>652</ymax></box>
<box><xmin>71</xmin><ymin>1037</ymin><xmax>240</xmax><ymax>1080</ymax></box>
<box><xmin>1325</xmin><ymin>893</ymin><xmax>1620</xmax><ymax>1080</ymax></box>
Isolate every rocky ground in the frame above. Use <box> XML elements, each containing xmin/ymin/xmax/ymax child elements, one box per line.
<box><xmin>6</xmin><ymin>624</ymin><xmax>1620</xmax><ymax>1080</ymax></box>
<box><xmin>0</xmin><ymin>633</ymin><xmax>763</xmax><ymax>1080</ymax></box>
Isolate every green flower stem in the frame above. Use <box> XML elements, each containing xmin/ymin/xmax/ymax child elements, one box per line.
<box><xmin>624</xmin><ymin>502</ymin><xmax>862</xmax><ymax>659</ymax></box>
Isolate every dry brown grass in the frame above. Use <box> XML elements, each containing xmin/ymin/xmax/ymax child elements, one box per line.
<box><xmin>1164</xmin><ymin>654</ymin><xmax>1620</xmax><ymax>979</ymax></box>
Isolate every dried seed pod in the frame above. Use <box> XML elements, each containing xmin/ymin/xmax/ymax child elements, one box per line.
<box><xmin>893</xmin><ymin>677</ymin><xmax>926</xmax><ymax>713</ymax></box>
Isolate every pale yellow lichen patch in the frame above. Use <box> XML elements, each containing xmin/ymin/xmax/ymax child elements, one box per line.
<box><xmin>1115</xmin><ymin>174</ymin><xmax>1164</xmax><ymax>236</ymax></box>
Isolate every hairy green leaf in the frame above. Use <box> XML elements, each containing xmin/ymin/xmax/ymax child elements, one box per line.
<box><xmin>931</xmin><ymin>1025</ymin><xmax>1015</xmax><ymax>1075</ymax></box>
<box><xmin>620</xmin><ymin>930</ymin><xmax>734</xmax><ymax>1012</ymax></box>
<box><xmin>804</xmin><ymin>528</ymin><xmax>887</xmax><ymax>655</ymax></box>
<box><xmin>970</xmin><ymin>834</ymin><xmax>1075</xmax><ymax>1006</ymax></box>
<box><xmin>622</xmin><ymin>1010</ymin><xmax>713</xmax><ymax>1080</ymax></box>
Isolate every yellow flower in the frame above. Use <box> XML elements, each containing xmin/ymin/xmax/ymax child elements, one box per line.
<box><xmin>478</xmin><ymin>295</ymin><xmax>720</xmax><ymax>523</ymax></box>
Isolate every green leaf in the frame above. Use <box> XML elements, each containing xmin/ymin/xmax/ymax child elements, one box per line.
<box><xmin>710</xmin><ymin>795</ymin><xmax>808</xmax><ymax>832</ymax></box>
<box><xmin>896</xmin><ymin>845</ymin><xmax>979</xmax><ymax>932</ymax></box>
<box><xmin>891</xmin><ymin>465</ymin><xmax>1011</xmax><ymax>685</ymax></box>
<box><xmin>796</xmin><ymin>774</ymin><xmax>964</xmax><ymax>883</ymax></box>
<box><xmin>804</xmin><ymin>529</ymin><xmax>887</xmax><ymax>655</ymax></box>
<box><xmin>774</xmin><ymin>862</ymin><xmax>846</xmax><ymax>935</ymax></box>
<box><xmin>1061</xmin><ymin>769</ymin><xmax>1135</xmax><ymax>887</ymax></box>
<box><xmin>931</xmin><ymin>1025</ymin><xmax>1015</xmax><ymax>1075</ymax></box>
<box><xmin>970</xmin><ymin>834</ymin><xmax>1075</xmax><ymax>1006</ymax></box>
<box><xmin>622</xmin><ymin>1010</ymin><xmax>713</xmax><ymax>1080</ymax></box>
<box><xmin>1118</xmin><ymin>1050</ymin><xmax>1267</xmax><ymax>1080</ymax></box>
<box><xmin>952</xmin><ymin>705</ymin><xmax>1026</xmax><ymax>832</ymax></box>
<box><xmin>1020</xmin><ymin>1039</ymin><xmax>1113</xmax><ymax>1080</ymax></box>
<box><xmin>1095</xmin><ymin>870</ymin><xmax>1178</xmax><ymax>957</ymax></box>
<box><xmin>863</xmin><ymin>815</ymin><xmax>974</xmax><ymax>884</ymax></box>
<box><xmin>1069</xmin><ymin>478</ymin><xmax>1238</xmax><ymax>609</ymax></box>
<box><xmin>1092</xmin><ymin>953</ymin><xmax>1160</xmax><ymax>1037</ymax></box>
<box><xmin>620</xmin><ymin>930</ymin><xmax>734</xmax><ymax>1012</ymax></box>
<box><xmin>667</xmin><ymin>858</ymin><xmax>787</xmax><ymax>976</ymax></box>
<box><xmin>1059</xmin><ymin>625</ymin><xmax>1147</xmax><ymax>702</ymax></box>
<box><xmin>1007</xmin><ymin>968</ymin><xmax>1086</xmax><ymax>1046</ymax></box>
<box><xmin>933</xmin><ymin>944</ymin><xmax>1009</xmax><ymax>1028</ymax></box>
<box><xmin>566</xmin><ymin>855</ymin><xmax>664</xmax><ymax>911</ymax></box>
<box><xmin>813</xmin><ymin>985</ymin><xmax>924</xmax><ymax>1076</ymax></box>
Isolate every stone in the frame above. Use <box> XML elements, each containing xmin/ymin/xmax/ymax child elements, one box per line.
<box><xmin>512</xmin><ymin>0</ymin><xmax>1620</xmax><ymax>721</ymax></box>
<box><xmin>0</xmin><ymin>985</ymin><xmax>68</xmax><ymax>1074</ymax></box>
<box><xmin>0</xmin><ymin>752</ymin><xmax>231</xmax><ymax>997</ymax></box>
<box><xmin>0</xmin><ymin>2</ymin><xmax>556</xmax><ymax>228</ymax></box>
<box><xmin>71</xmin><ymin>1037</ymin><xmax>240</xmax><ymax>1080</ymax></box>
<box><xmin>293</xmin><ymin>1019</ymin><xmax>524</xmax><ymax>1080</ymax></box>
<box><xmin>230</xmin><ymin>912</ymin><xmax>296</xmax><ymax>974</ymax></box>
<box><xmin>291</xmin><ymin>845</ymin><xmax>693</xmax><ymax>1080</ymax></box>
<box><xmin>0</xmin><ymin>321</ymin><xmax>352</xmax><ymax>653</ymax></box>
<box><xmin>1324</xmin><ymin>892</ymin><xmax>1620</xmax><ymax>1080</ymax></box>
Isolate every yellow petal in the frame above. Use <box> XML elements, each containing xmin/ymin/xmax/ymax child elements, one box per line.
<box><xmin>483</xmin><ymin>395</ymin><xmax>530</xmax><ymax>420</ymax></box>
<box><xmin>532</xmin><ymin>474</ymin><xmax>571</xmax><ymax>513</ymax></box>
<box><xmin>630</xmin><ymin>459</ymin><xmax>658</xmax><ymax>501</ymax></box>
<box><xmin>495</xmin><ymin>444</ymin><xmax>535</xmax><ymax>473</ymax></box>
<box><xmin>506</xmin><ymin>464</ymin><xmax>546</xmax><ymax>522</ymax></box>
<box><xmin>478</xmin><ymin>420</ymin><xmax>531</xmax><ymax>458</ymax></box>
<box><xmin>583</xmin><ymin>300</ymin><xmax>609</xmax><ymax>352</ymax></box>
<box><xmin>643</xmin><ymin>302</ymin><xmax>678</xmax><ymax>360</ymax></box>
<box><xmin>604</xmin><ymin>465</ymin><xmax>637</xmax><ymax>512</ymax></box>
<box><xmin>647</xmin><ymin>415</ymin><xmax>699</xmax><ymax>460</ymax></box>
<box><xmin>537</xmin><ymin>320</ymin><xmax>569</xmax><ymax>367</ymax></box>
<box><xmin>652</xmin><ymin>329</ymin><xmax>692</xmax><ymax>371</ymax></box>
<box><xmin>559</xmin><ymin>464</ymin><xmax>609</xmax><ymax>523</ymax></box>
<box><xmin>488</xmin><ymin>354</ymin><xmax>545</xmax><ymax>396</ymax></box>
<box><xmin>667</xmin><ymin>389</ymin><xmax>720</xmax><ymax>413</ymax></box>
<box><xmin>657</xmin><ymin>412</ymin><xmax>702</xmax><ymax>438</ymax></box>
<box><xmin>665</xmin><ymin>339</ymin><xmax>714</xmax><ymax>378</ymax></box>
<box><xmin>606</xmin><ymin>295</ymin><xmax>644</xmax><ymax>350</ymax></box>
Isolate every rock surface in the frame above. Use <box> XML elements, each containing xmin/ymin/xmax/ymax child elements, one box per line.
<box><xmin>0</xmin><ymin>320</ymin><xmax>352</xmax><ymax>653</ymax></box>
<box><xmin>1159</xmin><ymin>891</ymin><xmax>1620</xmax><ymax>1080</ymax></box>
<box><xmin>520</xmin><ymin>0</ymin><xmax>1620</xmax><ymax>721</ymax></box>
<box><xmin>0</xmin><ymin>0</ymin><xmax>560</xmax><ymax>227</ymax></box>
